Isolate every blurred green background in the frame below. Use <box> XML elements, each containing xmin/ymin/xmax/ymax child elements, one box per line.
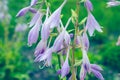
<box><xmin>0</xmin><ymin>0</ymin><xmax>120</xmax><ymax>80</ymax></box>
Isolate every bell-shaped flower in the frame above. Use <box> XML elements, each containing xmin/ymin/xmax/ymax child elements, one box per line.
<box><xmin>80</xmin><ymin>65</ymin><xmax>87</xmax><ymax>80</ymax></box>
<box><xmin>16</xmin><ymin>6</ymin><xmax>30</xmax><ymax>17</ymax></box>
<box><xmin>91</xmin><ymin>64</ymin><xmax>104</xmax><ymax>80</ymax></box>
<box><xmin>81</xmin><ymin>32</ymin><xmax>89</xmax><ymax>51</ymax></box>
<box><xmin>52</xmin><ymin>30</ymin><xmax>65</xmax><ymax>52</ymax></box>
<box><xmin>60</xmin><ymin>49</ymin><xmax>70</xmax><ymax>78</ymax></box>
<box><xmin>41</xmin><ymin>0</ymin><xmax>67</xmax><ymax>40</ymax></box>
<box><xmin>64</xmin><ymin>18</ymin><xmax>71</xmax><ymax>46</ymax></box>
<box><xmin>86</xmin><ymin>12</ymin><xmax>103</xmax><ymax>36</ymax></box>
<box><xmin>47</xmin><ymin>0</ymin><xmax>67</xmax><ymax>29</ymax></box>
<box><xmin>91</xmin><ymin>68</ymin><xmax>104</xmax><ymax>80</ymax></box>
<box><xmin>37</xmin><ymin>48</ymin><xmax>53</xmax><ymax>66</ymax></box>
<box><xmin>34</xmin><ymin>40</ymin><xmax>47</xmax><ymax>57</ymax></box>
<box><xmin>28</xmin><ymin>15</ymin><xmax>42</xmax><ymax>46</ymax></box>
<box><xmin>82</xmin><ymin>49</ymin><xmax>91</xmax><ymax>72</ymax></box>
<box><xmin>84</xmin><ymin>0</ymin><xmax>93</xmax><ymax>11</ymax></box>
<box><xmin>30</xmin><ymin>0</ymin><xmax>38</xmax><ymax>6</ymax></box>
<box><xmin>107</xmin><ymin>0</ymin><xmax>120</xmax><ymax>7</ymax></box>
<box><xmin>91</xmin><ymin>64</ymin><xmax>103</xmax><ymax>71</ymax></box>
<box><xmin>29</xmin><ymin>11</ymin><xmax>41</xmax><ymax>27</ymax></box>
<box><xmin>29</xmin><ymin>8</ymin><xmax>37</xmax><ymax>13</ymax></box>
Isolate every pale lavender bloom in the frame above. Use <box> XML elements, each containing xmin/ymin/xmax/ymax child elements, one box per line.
<box><xmin>30</xmin><ymin>0</ymin><xmax>38</xmax><ymax>6</ymax></box>
<box><xmin>84</xmin><ymin>0</ymin><xmax>93</xmax><ymax>11</ymax></box>
<box><xmin>29</xmin><ymin>11</ymin><xmax>41</xmax><ymax>27</ymax></box>
<box><xmin>41</xmin><ymin>23</ymin><xmax>51</xmax><ymax>41</ymax></box>
<box><xmin>82</xmin><ymin>32</ymin><xmax>89</xmax><ymax>51</ymax></box>
<box><xmin>80</xmin><ymin>65</ymin><xmax>87</xmax><ymax>80</ymax></box>
<box><xmin>28</xmin><ymin>15</ymin><xmax>42</xmax><ymax>46</ymax></box>
<box><xmin>64</xmin><ymin>18</ymin><xmax>71</xmax><ymax>46</ymax></box>
<box><xmin>16</xmin><ymin>7</ymin><xmax>30</xmax><ymax>17</ymax></box>
<box><xmin>91</xmin><ymin>64</ymin><xmax>104</xmax><ymax>80</ymax></box>
<box><xmin>38</xmin><ymin>48</ymin><xmax>53</xmax><ymax>66</ymax></box>
<box><xmin>86</xmin><ymin>12</ymin><xmax>103</xmax><ymax>36</ymax></box>
<box><xmin>60</xmin><ymin>49</ymin><xmax>70</xmax><ymax>78</ymax></box>
<box><xmin>107</xmin><ymin>0</ymin><xmax>120</xmax><ymax>7</ymax></box>
<box><xmin>29</xmin><ymin>8</ymin><xmax>37</xmax><ymax>13</ymax></box>
<box><xmin>34</xmin><ymin>40</ymin><xmax>47</xmax><ymax>57</ymax></box>
<box><xmin>91</xmin><ymin>64</ymin><xmax>103</xmax><ymax>71</ymax></box>
<box><xmin>82</xmin><ymin>49</ymin><xmax>91</xmax><ymax>72</ymax></box>
<box><xmin>91</xmin><ymin>68</ymin><xmax>104</xmax><ymax>80</ymax></box>
<box><xmin>52</xmin><ymin>30</ymin><xmax>65</xmax><ymax>52</ymax></box>
<box><xmin>41</xmin><ymin>0</ymin><xmax>67</xmax><ymax>40</ymax></box>
<box><xmin>53</xmin><ymin>18</ymin><xmax>71</xmax><ymax>52</ymax></box>
<box><xmin>15</xmin><ymin>23</ymin><xmax>27</xmax><ymax>32</ymax></box>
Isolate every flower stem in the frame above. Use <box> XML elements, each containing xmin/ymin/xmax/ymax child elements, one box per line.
<box><xmin>71</xmin><ymin>0</ymin><xmax>80</xmax><ymax>80</ymax></box>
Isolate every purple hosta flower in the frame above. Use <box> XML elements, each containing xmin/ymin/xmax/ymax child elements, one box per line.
<box><xmin>53</xmin><ymin>18</ymin><xmax>71</xmax><ymax>52</ymax></box>
<box><xmin>28</xmin><ymin>15</ymin><xmax>42</xmax><ymax>46</ymax></box>
<box><xmin>91</xmin><ymin>64</ymin><xmax>103</xmax><ymax>71</ymax></box>
<box><xmin>84</xmin><ymin>0</ymin><xmax>93</xmax><ymax>11</ymax></box>
<box><xmin>86</xmin><ymin>12</ymin><xmax>103</xmax><ymax>36</ymax></box>
<box><xmin>58</xmin><ymin>49</ymin><xmax>70</xmax><ymax>78</ymax></box>
<box><xmin>81</xmin><ymin>32</ymin><xmax>89</xmax><ymax>51</ymax></box>
<box><xmin>29</xmin><ymin>11</ymin><xmax>41</xmax><ymax>27</ymax></box>
<box><xmin>82</xmin><ymin>49</ymin><xmax>91</xmax><ymax>72</ymax></box>
<box><xmin>15</xmin><ymin>23</ymin><xmax>27</xmax><ymax>32</ymax></box>
<box><xmin>107</xmin><ymin>0</ymin><xmax>120</xmax><ymax>7</ymax></box>
<box><xmin>35</xmin><ymin>48</ymin><xmax>53</xmax><ymax>66</ymax></box>
<box><xmin>80</xmin><ymin>49</ymin><xmax>104</xmax><ymax>80</ymax></box>
<box><xmin>34</xmin><ymin>40</ymin><xmax>47</xmax><ymax>57</ymax></box>
<box><xmin>53</xmin><ymin>30</ymin><xmax>65</xmax><ymax>52</ymax></box>
<box><xmin>80</xmin><ymin>64</ymin><xmax>104</xmax><ymax>80</ymax></box>
<box><xmin>116</xmin><ymin>36</ymin><xmax>120</xmax><ymax>46</ymax></box>
<box><xmin>16</xmin><ymin>7</ymin><xmax>30</xmax><ymax>17</ymax></box>
<box><xmin>29</xmin><ymin>8</ymin><xmax>37</xmax><ymax>13</ymax></box>
<box><xmin>30</xmin><ymin>0</ymin><xmax>38</xmax><ymax>6</ymax></box>
<box><xmin>80</xmin><ymin>65</ymin><xmax>87</xmax><ymax>80</ymax></box>
<box><xmin>41</xmin><ymin>0</ymin><xmax>67</xmax><ymax>40</ymax></box>
<box><xmin>91</xmin><ymin>64</ymin><xmax>104</xmax><ymax>80</ymax></box>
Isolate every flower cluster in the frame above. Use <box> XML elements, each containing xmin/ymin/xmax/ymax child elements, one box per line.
<box><xmin>16</xmin><ymin>0</ymin><xmax>104</xmax><ymax>79</ymax></box>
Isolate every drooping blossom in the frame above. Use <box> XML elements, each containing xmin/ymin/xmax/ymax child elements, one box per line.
<box><xmin>91</xmin><ymin>64</ymin><xmax>104</xmax><ymax>80</ymax></box>
<box><xmin>29</xmin><ymin>11</ymin><xmax>41</xmax><ymax>27</ymax></box>
<box><xmin>80</xmin><ymin>48</ymin><xmax>104</xmax><ymax>80</ymax></box>
<box><xmin>81</xmin><ymin>32</ymin><xmax>89</xmax><ymax>51</ymax></box>
<box><xmin>84</xmin><ymin>0</ymin><xmax>93</xmax><ymax>11</ymax></box>
<box><xmin>41</xmin><ymin>0</ymin><xmax>67</xmax><ymax>41</ymax></box>
<box><xmin>35</xmin><ymin>48</ymin><xmax>53</xmax><ymax>66</ymax></box>
<box><xmin>16</xmin><ymin>0</ymin><xmax>37</xmax><ymax>17</ymax></box>
<box><xmin>107</xmin><ymin>0</ymin><xmax>120</xmax><ymax>7</ymax></box>
<box><xmin>30</xmin><ymin>0</ymin><xmax>38</xmax><ymax>6</ymax></box>
<box><xmin>28</xmin><ymin>14</ymin><xmax>43</xmax><ymax>46</ymax></box>
<box><xmin>34</xmin><ymin>40</ymin><xmax>47</xmax><ymax>57</ymax></box>
<box><xmin>16</xmin><ymin>7</ymin><xmax>30</xmax><ymax>17</ymax></box>
<box><xmin>57</xmin><ymin>49</ymin><xmax>70</xmax><ymax>78</ymax></box>
<box><xmin>80</xmin><ymin>65</ymin><xmax>87</xmax><ymax>80</ymax></box>
<box><xmin>52</xmin><ymin>18</ymin><xmax>71</xmax><ymax>52</ymax></box>
<box><xmin>86</xmin><ymin>12</ymin><xmax>103</xmax><ymax>36</ymax></box>
<box><xmin>82</xmin><ymin>49</ymin><xmax>91</xmax><ymax>72</ymax></box>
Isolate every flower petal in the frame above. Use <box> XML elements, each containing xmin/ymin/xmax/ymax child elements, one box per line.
<box><xmin>16</xmin><ymin>7</ymin><xmax>30</xmax><ymax>17</ymax></box>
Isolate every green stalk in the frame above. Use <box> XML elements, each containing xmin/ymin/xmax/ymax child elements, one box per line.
<box><xmin>71</xmin><ymin>0</ymin><xmax>80</xmax><ymax>80</ymax></box>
